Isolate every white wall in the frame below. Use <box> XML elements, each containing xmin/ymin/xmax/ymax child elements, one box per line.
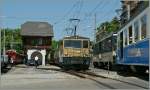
<box><xmin>27</xmin><ymin>49</ymin><xmax>46</xmax><ymax>66</ymax></box>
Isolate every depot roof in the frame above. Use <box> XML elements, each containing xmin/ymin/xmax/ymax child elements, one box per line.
<box><xmin>21</xmin><ymin>21</ymin><xmax>53</xmax><ymax>36</ymax></box>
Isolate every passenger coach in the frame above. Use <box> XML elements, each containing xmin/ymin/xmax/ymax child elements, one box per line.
<box><xmin>116</xmin><ymin>7</ymin><xmax>149</xmax><ymax>72</ymax></box>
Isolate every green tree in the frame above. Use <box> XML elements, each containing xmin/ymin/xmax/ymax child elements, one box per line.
<box><xmin>97</xmin><ymin>17</ymin><xmax>120</xmax><ymax>33</ymax></box>
<box><xmin>51</xmin><ymin>40</ymin><xmax>58</xmax><ymax>50</ymax></box>
<box><xmin>1</xmin><ymin>28</ymin><xmax>22</xmax><ymax>53</ymax></box>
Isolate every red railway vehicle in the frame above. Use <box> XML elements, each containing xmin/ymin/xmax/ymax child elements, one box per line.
<box><xmin>6</xmin><ymin>50</ymin><xmax>24</xmax><ymax>65</ymax></box>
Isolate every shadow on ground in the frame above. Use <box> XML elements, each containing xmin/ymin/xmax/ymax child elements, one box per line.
<box><xmin>1</xmin><ymin>67</ymin><xmax>12</xmax><ymax>74</ymax></box>
<box><xmin>117</xmin><ymin>71</ymin><xmax>149</xmax><ymax>81</ymax></box>
<box><xmin>94</xmin><ymin>66</ymin><xmax>149</xmax><ymax>81</ymax></box>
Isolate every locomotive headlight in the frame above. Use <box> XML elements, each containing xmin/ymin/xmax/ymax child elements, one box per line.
<box><xmin>67</xmin><ymin>54</ymin><xmax>69</xmax><ymax>57</ymax></box>
<box><xmin>64</xmin><ymin>54</ymin><xmax>70</xmax><ymax>57</ymax></box>
<box><xmin>83</xmin><ymin>54</ymin><xmax>86</xmax><ymax>57</ymax></box>
<box><xmin>64</xmin><ymin>54</ymin><xmax>67</xmax><ymax>56</ymax></box>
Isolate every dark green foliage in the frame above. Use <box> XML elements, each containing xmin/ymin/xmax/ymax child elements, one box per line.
<box><xmin>52</xmin><ymin>40</ymin><xmax>58</xmax><ymax>50</ymax></box>
<box><xmin>97</xmin><ymin>17</ymin><xmax>120</xmax><ymax>33</ymax></box>
<box><xmin>1</xmin><ymin>28</ymin><xmax>22</xmax><ymax>53</ymax></box>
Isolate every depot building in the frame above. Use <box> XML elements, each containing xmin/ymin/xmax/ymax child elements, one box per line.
<box><xmin>21</xmin><ymin>21</ymin><xmax>53</xmax><ymax>66</ymax></box>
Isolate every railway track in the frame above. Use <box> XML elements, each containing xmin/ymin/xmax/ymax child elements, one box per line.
<box><xmin>66</xmin><ymin>70</ymin><xmax>116</xmax><ymax>89</ymax></box>
<box><xmin>31</xmin><ymin>65</ymin><xmax>149</xmax><ymax>89</ymax></box>
<box><xmin>65</xmin><ymin>70</ymin><xmax>149</xmax><ymax>89</ymax></box>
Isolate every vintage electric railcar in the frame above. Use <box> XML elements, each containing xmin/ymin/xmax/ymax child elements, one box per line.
<box><xmin>56</xmin><ymin>35</ymin><xmax>91</xmax><ymax>70</ymax></box>
<box><xmin>93</xmin><ymin>33</ymin><xmax>117</xmax><ymax>69</ymax></box>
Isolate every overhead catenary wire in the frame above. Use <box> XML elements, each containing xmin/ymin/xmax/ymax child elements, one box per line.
<box><xmin>81</xmin><ymin>0</ymin><xmax>118</xmax><ymax>28</ymax></box>
<box><xmin>79</xmin><ymin>0</ymin><xmax>118</xmax><ymax>40</ymax></box>
<box><xmin>73</xmin><ymin>0</ymin><xmax>84</xmax><ymax>19</ymax></box>
<box><xmin>54</xmin><ymin>0</ymin><xmax>81</xmax><ymax>25</ymax></box>
<box><xmin>71</xmin><ymin>0</ymin><xmax>105</xmax><ymax>39</ymax></box>
<box><xmin>0</xmin><ymin>16</ymin><xmax>51</xmax><ymax>20</ymax></box>
<box><xmin>79</xmin><ymin>0</ymin><xmax>106</xmax><ymax>30</ymax></box>
<box><xmin>63</xmin><ymin>0</ymin><xmax>84</xmax><ymax>36</ymax></box>
<box><xmin>89</xmin><ymin>0</ymin><xmax>105</xmax><ymax>15</ymax></box>
<box><xmin>96</xmin><ymin>0</ymin><xmax>119</xmax><ymax>24</ymax></box>
<box><xmin>80</xmin><ymin>0</ymin><xmax>106</xmax><ymax>25</ymax></box>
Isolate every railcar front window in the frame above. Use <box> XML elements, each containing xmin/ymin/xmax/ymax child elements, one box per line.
<box><xmin>141</xmin><ymin>15</ymin><xmax>147</xmax><ymax>39</ymax></box>
<box><xmin>64</xmin><ymin>40</ymin><xmax>81</xmax><ymax>48</ymax></box>
<box><xmin>99</xmin><ymin>42</ymin><xmax>101</xmax><ymax>53</ymax></box>
<box><xmin>101</xmin><ymin>38</ymin><xmax>112</xmax><ymax>52</ymax></box>
<box><xmin>94</xmin><ymin>43</ymin><xmax>99</xmax><ymax>54</ymax></box>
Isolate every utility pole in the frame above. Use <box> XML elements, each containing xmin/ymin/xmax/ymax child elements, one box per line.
<box><xmin>91</xmin><ymin>13</ymin><xmax>97</xmax><ymax>70</ymax></box>
<box><xmin>0</xmin><ymin>28</ymin><xmax>1</xmax><ymax>61</ymax></box>
<box><xmin>3</xmin><ymin>29</ymin><xmax>5</xmax><ymax>61</ymax></box>
<box><xmin>11</xmin><ymin>31</ymin><xmax>14</xmax><ymax>49</ymax></box>
<box><xmin>94</xmin><ymin>13</ymin><xmax>96</xmax><ymax>43</ymax></box>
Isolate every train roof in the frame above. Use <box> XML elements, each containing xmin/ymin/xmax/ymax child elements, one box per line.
<box><xmin>21</xmin><ymin>21</ymin><xmax>53</xmax><ymax>36</ymax></box>
<box><xmin>95</xmin><ymin>32</ymin><xmax>117</xmax><ymax>44</ymax></box>
<box><xmin>63</xmin><ymin>35</ymin><xmax>90</xmax><ymax>40</ymax></box>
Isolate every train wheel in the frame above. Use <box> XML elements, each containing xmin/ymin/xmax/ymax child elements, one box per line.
<box><xmin>62</xmin><ymin>65</ymin><xmax>70</xmax><ymax>71</ymax></box>
<box><xmin>97</xmin><ymin>62</ymin><xmax>103</xmax><ymax>68</ymax></box>
<box><xmin>93</xmin><ymin>62</ymin><xmax>98</xmax><ymax>68</ymax></box>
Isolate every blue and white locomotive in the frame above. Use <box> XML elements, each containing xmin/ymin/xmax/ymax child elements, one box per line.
<box><xmin>116</xmin><ymin>6</ymin><xmax>149</xmax><ymax>72</ymax></box>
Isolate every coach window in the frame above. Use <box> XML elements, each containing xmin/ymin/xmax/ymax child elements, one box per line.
<box><xmin>83</xmin><ymin>41</ymin><xmax>88</xmax><ymax>48</ymax></box>
<box><xmin>124</xmin><ymin>29</ymin><xmax>128</xmax><ymax>46</ymax></box>
<box><xmin>128</xmin><ymin>26</ymin><xmax>133</xmax><ymax>44</ymax></box>
<box><xmin>117</xmin><ymin>34</ymin><xmax>120</xmax><ymax>49</ymax></box>
<box><xmin>141</xmin><ymin>15</ymin><xmax>147</xmax><ymax>39</ymax></box>
<box><xmin>134</xmin><ymin>21</ymin><xmax>139</xmax><ymax>42</ymax></box>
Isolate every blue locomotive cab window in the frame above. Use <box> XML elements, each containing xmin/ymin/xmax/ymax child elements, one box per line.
<box><xmin>64</xmin><ymin>40</ymin><xmax>81</xmax><ymax>48</ymax></box>
<box><xmin>141</xmin><ymin>15</ymin><xmax>147</xmax><ymax>39</ymax></box>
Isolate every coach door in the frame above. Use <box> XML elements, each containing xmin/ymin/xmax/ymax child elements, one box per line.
<box><xmin>120</xmin><ymin>32</ymin><xmax>123</xmax><ymax>59</ymax></box>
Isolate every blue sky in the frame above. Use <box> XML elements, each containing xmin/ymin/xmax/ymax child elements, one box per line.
<box><xmin>1</xmin><ymin>0</ymin><xmax>121</xmax><ymax>40</ymax></box>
